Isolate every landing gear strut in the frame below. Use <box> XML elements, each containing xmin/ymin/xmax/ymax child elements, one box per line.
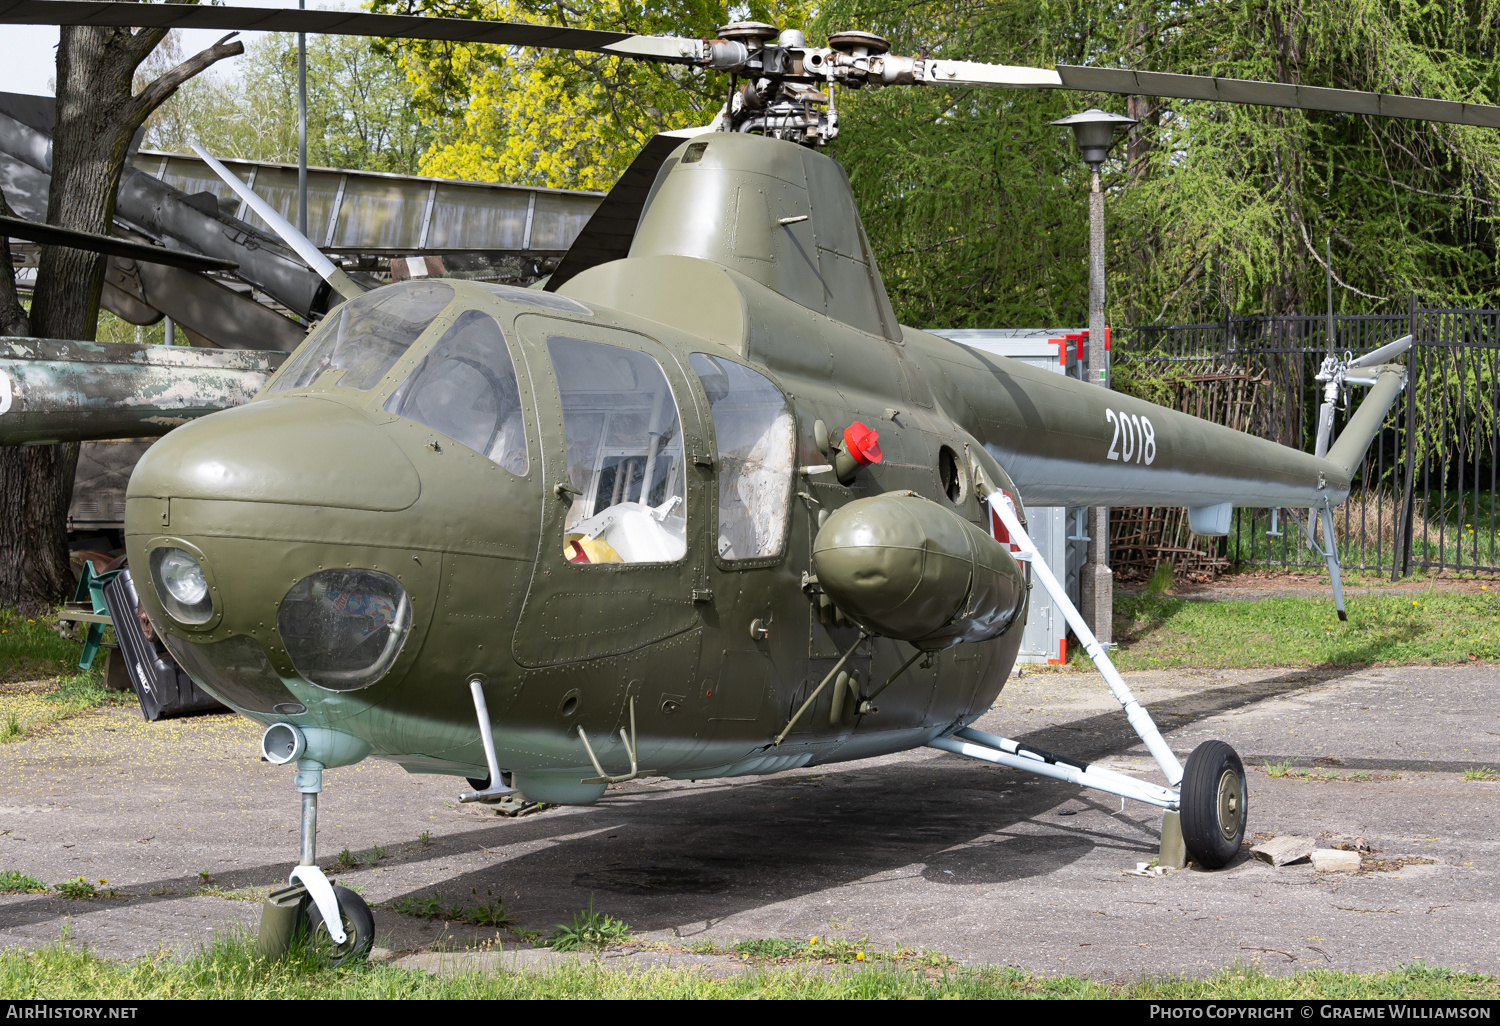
<box><xmin>255</xmin><ymin>752</ymin><xmax>374</xmax><ymax>964</ymax></box>
<box><xmin>930</xmin><ymin>487</ymin><xmax>1251</xmax><ymax>871</ymax></box>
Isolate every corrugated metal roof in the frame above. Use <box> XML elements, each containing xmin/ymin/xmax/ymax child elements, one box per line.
<box><xmin>133</xmin><ymin>150</ymin><xmax>604</xmax><ymax>256</ymax></box>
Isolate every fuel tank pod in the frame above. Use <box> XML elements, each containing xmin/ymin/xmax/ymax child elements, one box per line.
<box><xmin>812</xmin><ymin>491</ymin><xmax>1026</xmax><ymax>650</ymax></box>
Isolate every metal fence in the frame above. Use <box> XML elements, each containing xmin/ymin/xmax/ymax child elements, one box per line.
<box><xmin>1117</xmin><ymin>304</ymin><xmax>1500</xmax><ymax>579</ymax></box>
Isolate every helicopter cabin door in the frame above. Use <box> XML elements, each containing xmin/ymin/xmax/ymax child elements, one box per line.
<box><xmin>509</xmin><ymin>315</ymin><xmax>711</xmax><ymax>676</ymax></box>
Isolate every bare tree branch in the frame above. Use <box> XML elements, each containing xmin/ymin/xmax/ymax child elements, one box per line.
<box><xmin>1291</xmin><ymin>210</ymin><xmax>1391</xmax><ymax>302</ymax></box>
<box><xmin>127</xmin><ymin>33</ymin><xmax>244</xmax><ymax>129</ymax></box>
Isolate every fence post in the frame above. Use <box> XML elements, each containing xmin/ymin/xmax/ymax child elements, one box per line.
<box><xmin>1395</xmin><ymin>293</ymin><xmax>1419</xmax><ymax>580</ymax></box>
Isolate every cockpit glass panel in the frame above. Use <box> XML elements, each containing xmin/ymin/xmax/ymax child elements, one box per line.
<box><xmin>689</xmin><ymin>354</ymin><xmax>794</xmax><ymax>560</ymax></box>
<box><xmin>477</xmin><ymin>282</ymin><xmax>591</xmax><ymax>316</ymax></box>
<box><xmin>547</xmin><ymin>336</ymin><xmax>686</xmax><ymax>565</ymax></box>
<box><xmin>269</xmin><ymin>280</ymin><xmax>454</xmax><ymax>393</ymax></box>
<box><xmin>384</xmin><ymin>310</ymin><xmax>528</xmax><ymax>475</ymax></box>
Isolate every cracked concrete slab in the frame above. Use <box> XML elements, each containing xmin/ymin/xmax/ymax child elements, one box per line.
<box><xmin>0</xmin><ymin>664</ymin><xmax>1496</xmax><ymax>977</ymax></box>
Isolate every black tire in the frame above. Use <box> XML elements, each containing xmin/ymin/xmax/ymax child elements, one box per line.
<box><xmin>307</xmin><ymin>885</ymin><xmax>375</xmax><ymax>966</ymax></box>
<box><xmin>1179</xmin><ymin>740</ymin><xmax>1248</xmax><ymax>869</ymax></box>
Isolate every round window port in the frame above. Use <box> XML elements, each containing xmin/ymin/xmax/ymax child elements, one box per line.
<box><xmin>939</xmin><ymin>445</ymin><xmax>965</xmax><ymax>504</ymax></box>
<box><xmin>559</xmin><ymin>693</ymin><xmax>580</xmax><ymax>717</ymax></box>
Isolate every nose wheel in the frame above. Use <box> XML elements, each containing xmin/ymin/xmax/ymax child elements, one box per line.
<box><xmin>309</xmin><ymin>885</ymin><xmax>375</xmax><ymax>965</ymax></box>
<box><xmin>1179</xmin><ymin>740</ymin><xmax>1248</xmax><ymax>868</ymax></box>
<box><xmin>256</xmin><ymin>759</ymin><xmax>376</xmax><ymax>963</ymax></box>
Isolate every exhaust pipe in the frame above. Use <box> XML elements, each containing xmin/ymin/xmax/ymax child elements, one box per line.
<box><xmin>262</xmin><ymin>723</ymin><xmax>306</xmax><ymax>765</ymax></box>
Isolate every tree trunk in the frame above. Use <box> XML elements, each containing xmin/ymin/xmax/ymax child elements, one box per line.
<box><xmin>0</xmin><ymin>22</ymin><xmax>241</xmax><ymax>614</ymax></box>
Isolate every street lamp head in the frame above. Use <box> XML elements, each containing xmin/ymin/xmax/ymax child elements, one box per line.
<box><xmin>1051</xmin><ymin>108</ymin><xmax>1138</xmax><ymax>168</ymax></box>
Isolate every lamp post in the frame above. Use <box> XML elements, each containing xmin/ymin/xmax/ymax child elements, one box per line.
<box><xmin>1051</xmin><ymin>108</ymin><xmax>1135</xmax><ymax>648</ymax></box>
<box><xmin>1050</xmin><ymin>108</ymin><xmax>1136</xmax><ymax>387</ymax></box>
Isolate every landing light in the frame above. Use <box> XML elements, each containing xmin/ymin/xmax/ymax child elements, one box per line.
<box><xmin>150</xmin><ymin>547</ymin><xmax>213</xmax><ymax>624</ymax></box>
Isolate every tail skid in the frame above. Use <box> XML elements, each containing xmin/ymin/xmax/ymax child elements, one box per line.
<box><xmin>1297</xmin><ymin>338</ymin><xmax>1410</xmax><ymax>619</ymax></box>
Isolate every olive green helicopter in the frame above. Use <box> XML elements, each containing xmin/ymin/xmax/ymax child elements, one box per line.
<box><xmin>9</xmin><ymin>0</ymin><xmax>1493</xmax><ymax>962</ymax></box>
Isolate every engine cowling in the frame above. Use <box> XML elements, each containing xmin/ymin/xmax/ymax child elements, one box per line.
<box><xmin>811</xmin><ymin>491</ymin><xmax>1026</xmax><ymax>650</ymax></box>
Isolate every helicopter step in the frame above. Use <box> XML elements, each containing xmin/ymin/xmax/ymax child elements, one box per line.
<box><xmin>927</xmin><ymin>486</ymin><xmax>1249</xmax><ymax>869</ymax></box>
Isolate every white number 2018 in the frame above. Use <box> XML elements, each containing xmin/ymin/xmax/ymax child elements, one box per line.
<box><xmin>1106</xmin><ymin>409</ymin><xmax>1155</xmax><ymax>465</ymax></box>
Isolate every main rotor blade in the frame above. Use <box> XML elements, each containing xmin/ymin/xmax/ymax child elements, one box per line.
<box><xmin>9</xmin><ymin>1</ymin><xmax>1496</xmax><ymax>127</ymax></box>
<box><xmin>1055</xmin><ymin>65</ymin><xmax>1500</xmax><ymax>130</ymax></box>
<box><xmin>0</xmin><ymin>0</ymin><xmax>649</xmax><ymax>53</ymax></box>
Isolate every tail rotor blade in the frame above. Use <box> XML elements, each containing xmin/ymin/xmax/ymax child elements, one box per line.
<box><xmin>1314</xmin><ymin>399</ymin><xmax>1337</xmax><ymax>459</ymax></box>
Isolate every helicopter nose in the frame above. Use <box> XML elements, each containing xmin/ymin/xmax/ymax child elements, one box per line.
<box><xmin>129</xmin><ymin>395</ymin><xmax>420</xmax><ymax>511</ymax></box>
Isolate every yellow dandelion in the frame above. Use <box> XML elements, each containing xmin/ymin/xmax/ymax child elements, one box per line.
<box><xmin>810</xmin><ymin>936</ymin><xmax>819</xmax><ymax>945</ymax></box>
<box><xmin>856</xmin><ymin>951</ymin><xmax>865</xmax><ymax>962</ymax></box>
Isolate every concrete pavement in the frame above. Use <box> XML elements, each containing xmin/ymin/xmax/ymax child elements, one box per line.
<box><xmin>1</xmin><ymin>664</ymin><xmax>1495</xmax><ymax>978</ymax></box>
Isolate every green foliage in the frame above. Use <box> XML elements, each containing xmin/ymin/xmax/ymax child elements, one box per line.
<box><xmin>371</xmin><ymin>0</ymin><xmax>809</xmax><ymax>190</ymax></box>
<box><xmin>731</xmin><ymin>936</ymin><xmax>886</xmax><ymax>963</ymax></box>
<box><xmin>53</xmin><ymin>877</ymin><xmax>112</xmax><ymax>900</ymax></box>
<box><xmin>545</xmin><ymin>898</ymin><xmax>632</xmax><ymax>950</ymax></box>
<box><xmin>731</xmin><ymin>937</ymin><xmax>807</xmax><ymax>959</ymax></box>
<box><xmin>1144</xmin><ymin>560</ymin><xmax>1175</xmax><ymax>596</ymax></box>
<box><xmin>0</xmin><ymin>936</ymin><xmax>1496</xmax><ymax>998</ymax></box>
<box><xmin>0</xmin><ymin>871</ymin><xmax>48</xmax><ymax>894</ymax></box>
<box><xmin>335</xmin><ymin>848</ymin><xmax>357</xmax><ymax>870</ymax></box>
<box><xmin>1104</xmin><ymin>589</ymin><xmax>1500</xmax><ymax>670</ymax></box>
<box><xmin>142</xmin><ymin>30</ymin><xmax>432</xmax><ymax>173</ymax></box>
<box><xmin>363</xmin><ymin>846</ymin><xmax>386</xmax><ymax>867</ymax></box>
<box><xmin>1462</xmin><ymin>765</ymin><xmax>1497</xmax><ymax>780</ymax></box>
<box><xmin>817</xmin><ymin>0</ymin><xmax>1500</xmax><ymax>326</ymax></box>
<box><xmin>391</xmin><ymin>888</ymin><xmax>513</xmax><ymax>926</ymax></box>
<box><xmin>0</xmin><ymin>609</ymin><xmax>99</xmax><ymax>684</ymax></box>
<box><xmin>1262</xmin><ymin>760</ymin><xmax>1293</xmax><ymax>778</ymax></box>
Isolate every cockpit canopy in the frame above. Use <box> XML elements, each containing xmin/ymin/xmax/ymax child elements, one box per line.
<box><xmin>260</xmin><ymin>280</ymin><xmax>797</xmax><ymax>568</ymax></box>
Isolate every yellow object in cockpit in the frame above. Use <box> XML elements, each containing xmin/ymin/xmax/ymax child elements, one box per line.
<box><xmin>565</xmin><ymin>534</ymin><xmax>624</xmax><ymax>564</ymax></box>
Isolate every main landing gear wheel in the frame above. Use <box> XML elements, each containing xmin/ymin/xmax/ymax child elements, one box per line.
<box><xmin>307</xmin><ymin>885</ymin><xmax>375</xmax><ymax>966</ymax></box>
<box><xmin>1179</xmin><ymin>740</ymin><xmax>1248</xmax><ymax>869</ymax></box>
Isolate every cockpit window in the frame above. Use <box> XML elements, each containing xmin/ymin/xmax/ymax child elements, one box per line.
<box><xmin>384</xmin><ymin>310</ymin><xmax>528</xmax><ymax>475</ymax></box>
<box><xmin>548</xmin><ymin>336</ymin><xmax>686</xmax><ymax>564</ymax></box>
<box><xmin>690</xmin><ymin>354</ymin><xmax>794</xmax><ymax>560</ymax></box>
<box><xmin>270</xmin><ymin>280</ymin><xmax>454</xmax><ymax>393</ymax></box>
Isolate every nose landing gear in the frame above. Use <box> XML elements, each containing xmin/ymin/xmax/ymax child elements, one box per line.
<box><xmin>255</xmin><ymin>760</ymin><xmax>375</xmax><ymax>964</ymax></box>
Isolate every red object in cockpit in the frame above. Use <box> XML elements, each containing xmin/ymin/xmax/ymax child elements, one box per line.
<box><xmin>843</xmin><ymin>421</ymin><xmax>883</xmax><ymax>465</ymax></box>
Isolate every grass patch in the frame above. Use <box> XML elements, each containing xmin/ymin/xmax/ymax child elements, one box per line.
<box><xmin>52</xmin><ymin>876</ymin><xmax>121</xmax><ymax>900</ymax></box>
<box><xmin>1094</xmin><ymin>591</ymin><xmax>1500</xmax><ymax>670</ymax></box>
<box><xmin>0</xmin><ymin>607</ymin><xmax>131</xmax><ymax>742</ymax></box>
<box><xmin>1463</xmin><ymin>766</ymin><xmax>1497</xmax><ymax>781</ymax></box>
<box><xmin>389</xmin><ymin>889</ymin><xmax>513</xmax><ymax>927</ymax></box>
<box><xmin>0</xmin><ymin>871</ymin><xmax>48</xmax><ymax>894</ymax></box>
<box><xmin>545</xmin><ymin>899</ymin><xmax>631</xmax><ymax>951</ymax></box>
<box><xmin>0</xmin><ymin>609</ymin><xmax>95</xmax><ymax>684</ymax></box>
<box><xmin>0</xmin><ymin>938</ymin><xmax>1495</xmax><ymax>999</ymax></box>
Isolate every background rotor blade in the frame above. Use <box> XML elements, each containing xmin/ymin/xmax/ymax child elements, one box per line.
<box><xmin>0</xmin><ymin>214</ymin><xmax>238</xmax><ymax>272</ymax></box>
<box><xmin>0</xmin><ymin>0</ymin><xmax>636</xmax><ymax>52</ymax></box>
<box><xmin>191</xmin><ymin>143</ymin><xmax>365</xmax><ymax>300</ymax></box>
<box><xmin>1056</xmin><ymin>65</ymin><xmax>1500</xmax><ymax>129</ymax></box>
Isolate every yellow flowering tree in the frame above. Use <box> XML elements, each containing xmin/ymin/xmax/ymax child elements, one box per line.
<box><xmin>373</xmin><ymin>0</ymin><xmax>811</xmax><ymax>190</ymax></box>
